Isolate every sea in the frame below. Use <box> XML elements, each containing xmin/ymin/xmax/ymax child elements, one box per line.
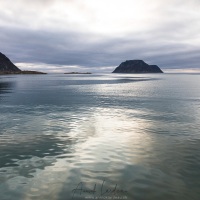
<box><xmin>0</xmin><ymin>73</ymin><xmax>200</xmax><ymax>200</ymax></box>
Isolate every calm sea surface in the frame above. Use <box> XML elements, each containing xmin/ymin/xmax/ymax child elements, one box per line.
<box><xmin>0</xmin><ymin>73</ymin><xmax>200</xmax><ymax>200</ymax></box>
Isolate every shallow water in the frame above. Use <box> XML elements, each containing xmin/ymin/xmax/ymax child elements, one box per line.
<box><xmin>0</xmin><ymin>73</ymin><xmax>200</xmax><ymax>200</ymax></box>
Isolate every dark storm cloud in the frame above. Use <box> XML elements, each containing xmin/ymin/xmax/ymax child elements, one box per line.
<box><xmin>1</xmin><ymin>25</ymin><xmax>200</xmax><ymax>72</ymax></box>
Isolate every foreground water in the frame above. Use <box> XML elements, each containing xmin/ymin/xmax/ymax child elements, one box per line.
<box><xmin>0</xmin><ymin>73</ymin><xmax>200</xmax><ymax>200</ymax></box>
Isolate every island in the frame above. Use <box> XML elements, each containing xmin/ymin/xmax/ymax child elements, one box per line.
<box><xmin>64</xmin><ymin>72</ymin><xmax>92</xmax><ymax>74</ymax></box>
<box><xmin>112</xmin><ymin>60</ymin><xmax>163</xmax><ymax>73</ymax></box>
<box><xmin>0</xmin><ymin>52</ymin><xmax>46</xmax><ymax>75</ymax></box>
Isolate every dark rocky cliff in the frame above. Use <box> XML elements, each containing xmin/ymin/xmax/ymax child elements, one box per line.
<box><xmin>0</xmin><ymin>52</ymin><xmax>46</xmax><ymax>74</ymax></box>
<box><xmin>113</xmin><ymin>60</ymin><xmax>163</xmax><ymax>73</ymax></box>
<box><xmin>0</xmin><ymin>52</ymin><xmax>21</xmax><ymax>72</ymax></box>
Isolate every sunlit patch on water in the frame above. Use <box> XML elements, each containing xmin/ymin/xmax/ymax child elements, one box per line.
<box><xmin>0</xmin><ymin>74</ymin><xmax>200</xmax><ymax>200</ymax></box>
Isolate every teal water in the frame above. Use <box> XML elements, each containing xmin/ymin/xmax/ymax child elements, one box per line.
<box><xmin>0</xmin><ymin>73</ymin><xmax>200</xmax><ymax>200</ymax></box>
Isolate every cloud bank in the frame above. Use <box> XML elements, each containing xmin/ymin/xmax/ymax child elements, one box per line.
<box><xmin>0</xmin><ymin>0</ymin><xmax>200</xmax><ymax>72</ymax></box>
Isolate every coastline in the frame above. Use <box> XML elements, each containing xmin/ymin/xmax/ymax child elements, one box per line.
<box><xmin>64</xmin><ymin>72</ymin><xmax>92</xmax><ymax>74</ymax></box>
<box><xmin>0</xmin><ymin>71</ymin><xmax>47</xmax><ymax>75</ymax></box>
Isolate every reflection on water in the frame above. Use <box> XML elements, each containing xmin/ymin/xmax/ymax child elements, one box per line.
<box><xmin>0</xmin><ymin>81</ymin><xmax>15</xmax><ymax>95</ymax></box>
<box><xmin>0</xmin><ymin>74</ymin><xmax>200</xmax><ymax>200</ymax></box>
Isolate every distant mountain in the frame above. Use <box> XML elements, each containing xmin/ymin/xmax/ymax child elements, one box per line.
<box><xmin>0</xmin><ymin>52</ymin><xmax>21</xmax><ymax>72</ymax></box>
<box><xmin>113</xmin><ymin>60</ymin><xmax>163</xmax><ymax>73</ymax></box>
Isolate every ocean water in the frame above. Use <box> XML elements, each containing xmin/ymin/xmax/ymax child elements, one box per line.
<box><xmin>0</xmin><ymin>73</ymin><xmax>200</xmax><ymax>200</ymax></box>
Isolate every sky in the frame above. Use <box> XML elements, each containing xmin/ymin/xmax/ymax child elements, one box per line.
<box><xmin>0</xmin><ymin>0</ymin><xmax>200</xmax><ymax>73</ymax></box>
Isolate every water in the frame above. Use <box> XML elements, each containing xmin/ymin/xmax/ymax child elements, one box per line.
<box><xmin>0</xmin><ymin>73</ymin><xmax>200</xmax><ymax>200</ymax></box>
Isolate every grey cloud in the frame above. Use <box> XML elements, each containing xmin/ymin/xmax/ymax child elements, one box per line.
<box><xmin>1</xmin><ymin>25</ymin><xmax>200</xmax><ymax>72</ymax></box>
<box><xmin>1</xmin><ymin>0</ymin><xmax>200</xmax><ymax>72</ymax></box>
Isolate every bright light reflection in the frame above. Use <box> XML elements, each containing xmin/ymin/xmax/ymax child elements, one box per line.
<box><xmin>22</xmin><ymin>106</ymin><xmax>153</xmax><ymax>199</ymax></box>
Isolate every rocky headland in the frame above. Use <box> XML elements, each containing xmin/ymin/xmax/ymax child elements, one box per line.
<box><xmin>0</xmin><ymin>52</ymin><xmax>46</xmax><ymax>75</ymax></box>
<box><xmin>113</xmin><ymin>60</ymin><xmax>163</xmax><ymax>73</ymax></box>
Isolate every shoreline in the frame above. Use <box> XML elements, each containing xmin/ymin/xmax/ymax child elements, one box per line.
<box><xmin>64</xmin><ymin>72</ymin><xmax>92</xmax><ymax>74</ymax></box>
<box><xmin>0</xmin><ymin>71</ymin><xmax>47</xmax><ymax>75</ymax></box>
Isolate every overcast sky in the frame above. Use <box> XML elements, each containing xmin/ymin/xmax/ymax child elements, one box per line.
<box><xmin>0</xmin><ymin>0</ymin><xmax>200</xmax><ymax>72</ymax></box>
